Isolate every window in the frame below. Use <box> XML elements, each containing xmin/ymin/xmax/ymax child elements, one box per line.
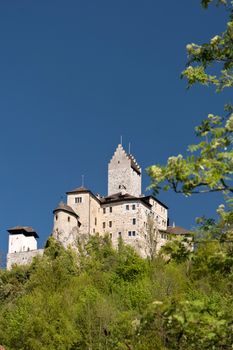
<box><xmin>93</xmin><ymin>228</ymin><xmax>95</xmax><ymax>233</ymax></box>
<box><xmin>126</xmin><ymin>205</ymin><xmax>129</xmax><ymax>210</ymax></box>
<box><xmin>132</xmin><ymin>231</ymin><xmax>136</xmax><ymax>236</ymax></box>
<box><xmin>132</xmin><ymin>218</ymin><xmax>136</xmax><ymax>225</ymax></box>
<box><xmin>109</xmin><ymin>207</ymin><xmax>112</xmax><ymax>213</ymax></box>
<box><xmin>110</xmin><ymin>233</ymin><xmax>112</xmax><ymax>238</ymax></box>
<box><xmin>75</xmin><ymin>197</ymin><xmax>82</xmax><ymax>203</ymax></box>
<box><xmin>56</xmin><ymin>215</ymin><xmax>58</xmax><ymax>221</ymax></box>
<box><xmin>103</xmin><ymin>208</ymin><xmax>106</xmax><ymax>214</ymax></box>
<box><xmin>128</xmin><ymin>231</ymin><xmax>132</xmax><ymax>236</ymax></box>
<box><xmin>95</xmin><ymin>217</ymin><xmax>97</xmax><ymax>225</ymax></box>
<box><xmin>103</xmin><ymin>222</ymin><xmax>106</xmax><ymax>229</ymax></box>
<box><xmin>68</xmin><ymin>216</ymin><xmax>70</xmax><ymax>222</ymax></box>
<box><xmin>109</xmin><ymin>221</ymin><xmax>112</xmax><ymax>228</ymax></box>
<box><xmin>118</xmin><ymin>232</ymin><xmax>121</xmax><ymax>236</ymax></box>
<box><xmin>132</xmin><ymin>204</ymin><xmax>136</xmax><ymax>210</ymax></box>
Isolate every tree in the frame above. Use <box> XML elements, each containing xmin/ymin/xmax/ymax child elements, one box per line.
<box><xmin>146</xmin><ymin>214</ymin><xmax>160</xmax><ymax>260</ymax></box>
<box><xmin>147</xmin><ymin>1</ymin><xmax>233</xmax><ymax>204</ymax></box>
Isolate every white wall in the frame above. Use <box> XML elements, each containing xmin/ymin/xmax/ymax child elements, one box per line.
<box><xmin>8</xmin><ymin>234</ymin><xmax>37</xmax><ymax>254</ymax></box>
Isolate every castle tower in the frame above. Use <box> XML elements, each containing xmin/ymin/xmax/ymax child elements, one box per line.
<box><xmin>7</xmin><ymin>226</ymin><xmax>44</xmax><ymax>270</ymax></box>
<box><xmin>108</xmin><ymin>144</ymin><xmax>141</xmax><ymax>197</ymax></box>
<box><xmin>7</xmin><ymin>226</ymin><xmax>38</xmax><ymax>254</ymax></box>
<box><xmin>52</xmin><ymin>201</ymin><xmax>81</xmax><ymax>247</ymax></box>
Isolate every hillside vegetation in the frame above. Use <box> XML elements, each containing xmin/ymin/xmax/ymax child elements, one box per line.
<box><xmin>0</xmin><ymin>229</ymin><xmax>233</xmax><ymax>349</ymax></box>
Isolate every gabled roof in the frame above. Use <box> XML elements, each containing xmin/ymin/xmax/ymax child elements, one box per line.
<box><xmin>100</xmin><ymin>192</ymin><xmax>152</xmax><ymax>208</ymax></box>
<box><xmin>66</xmin><ymin>186</ymin><xmax>89</xmax><ymax>194</ymax></box>
<box><xmin>7</xmin><ymin>226</ymin><xmax>39</xmax><ymax>238</ymax></box>
<box><xmin>143</xmin><ymin>195</ymin><xmax>169</xmax><ymax>209</ymax></box>
<box><xmin>53</xmin><ymin>202</ymin><xmax>79</xmax><ymax>218</ymax></box>
<box><xmin>165</xmin><ymin>226</ymin><xmax>191</xmax><ymax>235</ymax></box>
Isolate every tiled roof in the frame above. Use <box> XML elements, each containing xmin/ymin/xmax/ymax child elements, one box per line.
<box><xmin>101</xmin><ymin>192</ymin><xmax>152</xmax><ymax>208</ymax></box>
<box><xmin>7</xmin><ymin>226</ymin><xmax>39</xmax><ymax>238</ymax></box>
<box><xmin>143</xmin><ymin>195</ymin><xmax>169</xmax><ymax>209</ymax></box>
<box><xmin>66</xmin><ymin>186</ymin><xmax>89</xmax><ymax>194</ymax></box>
<box><xmin>53</xmin><ymin>202</ymin><xmax>79</xmax><ymax>217</ymax></box>
<box><xmin>166</xmin><ymin>226</ymin><xmax>191</xmax><ymax>235</ymax></box>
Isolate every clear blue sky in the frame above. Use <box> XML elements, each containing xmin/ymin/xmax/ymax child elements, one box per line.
<box><xmin>0</xmin><ymin>0</ymin><xmax>231</xmax><ymax>261</ymax></box>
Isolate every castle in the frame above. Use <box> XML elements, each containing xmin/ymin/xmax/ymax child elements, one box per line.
<box><xmin>6</xmin><ymin>144</ymin><xmax>190</xmax><ymax>269</ymax></box>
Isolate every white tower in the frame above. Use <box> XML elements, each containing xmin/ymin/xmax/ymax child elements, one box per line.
<box><xmin>7</xmin><ymin>226</ymin><xmax>38</xmax><ymax>254</ymax></box>
<box><xmin>108</xmin><ymin>144</ymin><xmax>142</xmax><ymax>197</ymax></box>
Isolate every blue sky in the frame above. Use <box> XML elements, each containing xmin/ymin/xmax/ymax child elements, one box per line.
<box><xmin>0</xmin><ymin>0</ymin><xmax>231</xmax><ymax>260</ymax></box>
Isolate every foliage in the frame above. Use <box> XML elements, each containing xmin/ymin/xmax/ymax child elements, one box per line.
<box><xmin>147</xmin><ymin>1</ymin><xmax>233</xmax><ymax>203</ymax></box>
<box><xmin>0</xmin><ymin>232</ymin><xmax>232</xmax><ymax>349</ymax></box>
<box><xmin>1</xmin><ymin>2</ymin><xmax>233</xmax><ymax>350</ymax></box>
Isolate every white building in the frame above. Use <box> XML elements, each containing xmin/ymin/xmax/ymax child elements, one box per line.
<box><xmin>7</xmin><ymin>226</ymin><xmax>43</xmax><ymax>269</ymax></box>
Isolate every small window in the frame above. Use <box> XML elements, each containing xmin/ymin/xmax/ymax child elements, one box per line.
<box><xmin>103</xmin><ymin>222</ymin><xmax>106</xmax><ymax>229</ymax></box>
<box><xmin>132</xmin><ymin>204</ymin><xmax>136</xmax><ymax>210</ymax></box>
<box><xmin>68</xmin><ymin>216</ymin><xmax>70</xmax><ymax>222</ymax></box>
<box><xmin>56</xmin><ymin>215</ymin><xmax>58</xmax><ymax>221</ymax></box>
<box><xmin>109</xmin><ymin>221</ymin><xmax>112</xmax><ymax>228</ymax></box>
<box><xmin>103</xmin><ymin>208</ymin><xmax>106</xmax><ymax>214</ymax></box>
<box><xmin>95</xmin><ymin>217</ymin><xmax>97</xmax><ymax>225</ymax></box>
<box><xmin>109</xmin><ymin>207</ymin><xmax>112</xmax><ymax>213</ymax></box>
<box><xmin>75</xmin><ymin>197</ymin><xmax>82</xmax><ymax>203</ymax></box>
<box><xmin>126</xmin><ymin>205</ymin><xmax>129</xmax><ymax>210</ymax></box>
<box><xmin>118</xmin><ymin>232</ymin><xmax>121</xmax><ymax>236</ymax></box>
<box><xmin>93</xmin><ymin>228</ymin><xmax>95</xmax><ymax>233</ymax></box>
<box><xmin>132</xmin><ymin>218</ymin><xmax>136</xmax><ymax>225</ymax></box>
<box><xmin>110</xmin><ymin>233</ymin><xmax>112</xmax><ymax>238</ymax></box>
<box><xmin>128</xmin><ymin>231</ymin><xmax>132</xmax><ymax>236</ymax></box>
<box><xmin>132</xmin><ymin>231</ymin><xmax>136</xmax><ymax>236</ymax></box>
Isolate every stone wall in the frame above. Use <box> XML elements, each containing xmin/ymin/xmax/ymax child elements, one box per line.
<box><xmin>108</xmin><ymin>144</ymin><xmax>141</xmax><ymax>197</ymax></box>
<box><xmin>7</xmin><ymin>249</ymin><xmax>44</xmax><ymax>270</ymax></box>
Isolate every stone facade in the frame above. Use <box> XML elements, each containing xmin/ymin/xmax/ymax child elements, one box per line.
<box><xmin>7</xmin><ymin>249</ymin><xmax>44</xmax><ymax>270</ymax></box>
<box><xmin>108</xmin><ymin>144</ymin><xmax>141</xmax><ymax>197</ymax></box>
<box><xmin>6</xmin><ymin>144</ymin><xmax>192</xmax><ymax>269</ymax></box>
<box><xmin>51</xmin><ymin>144</ymin><xmax>175</xmax><ymax>257</ymax></box>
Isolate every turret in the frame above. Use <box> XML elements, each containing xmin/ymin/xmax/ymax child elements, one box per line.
<box><xmin>53</xmin><ymin>201</ymin><xmax>80</xmax><ymax>235</ymax></box>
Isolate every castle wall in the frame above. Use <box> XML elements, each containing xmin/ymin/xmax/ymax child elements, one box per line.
<box><xmin>8</xmin><ymin>234</ymin><xmax>37</xmax><ymax>254</ymax></box>
<box><xmin>7</xmin><ymin>249</ymin><xmax>44</xmax><ymax>270</ymax></box>
<box><xmin>53</xmin><ymin>211</ymin><xmax>78</xmax><ymax>236</ymax></box>
<box><xmin>67</xmin><ymin>193</ymin><xmax>101</xmax><ymax>235</ymax></box>
<box><xmin>108</xmin><ymin>167</ymin><xmax>141</xmax><ymax>197</ymax></box>
<box><xmin>148</xmin><ymin>198</ymin><xmax>168</xmax><ymax>230</ymax></box>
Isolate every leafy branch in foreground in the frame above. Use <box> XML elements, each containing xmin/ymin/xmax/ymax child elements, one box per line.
<box><xmin>148</xmin><ymin>1</ymin><xmax>233</xmax><ymax>203</ymax></box>
<box><xmin>147</xmin><ymin>106</ymin><xmax>233</xmax><ymax>200</ymax></box>
<box><xmin>183</xmin><ymin>1</ymin><xmax>233</xmax><ymax>91</ymax></box>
